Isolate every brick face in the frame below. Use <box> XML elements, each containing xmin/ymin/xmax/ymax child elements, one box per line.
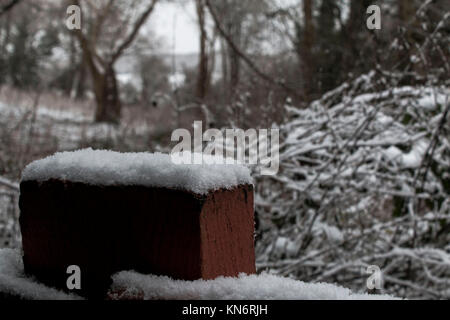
<box><xmin>19</xmin><ymin>180</ymin><xmax>255</xmax><ymax>299</ymax></box>
<box><xmin>200</xmin><ymin>186</ymin><xmax>255</xmax><ymax>279</ymax></box>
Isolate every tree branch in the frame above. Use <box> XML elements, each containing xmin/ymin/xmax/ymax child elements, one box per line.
<box><xmin>205</xmin><ymin>0</ymin><xmax>301</xmax><ymax>99</ymax></box>
<box><xmin>0</xmin><ymin>176</ymin><xmax>19</xmax><ymax>192</ymax></box>
<box><xmin>110</xmin><ymin>0</ymin><xmax>158</xmax><ymax>64</ymax></box>
<box><xmin>71</xmin><ymin>0</ymin><xmax>106</xmax><ymax>73</ymax></box>
<box><xmin>91</xmin><ymin>0</ymin><xmax>115</xmax><ymax>45</ymax></box>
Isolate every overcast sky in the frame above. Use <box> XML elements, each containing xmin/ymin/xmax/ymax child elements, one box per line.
<box><xmin>146</xmin><ymin>0</ymin><xmax>322</xmax><ymax>55</ymax></box>
<box><xmin>147</xmin><ymin>1</ymin><xmax>199</xmax><ymax>55</ymax></box>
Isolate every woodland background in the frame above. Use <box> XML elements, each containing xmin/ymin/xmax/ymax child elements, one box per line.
<box><xmin>0</xmin><ymin>0</ymin><xmax>449</xmax><ymax>299</ymax></box>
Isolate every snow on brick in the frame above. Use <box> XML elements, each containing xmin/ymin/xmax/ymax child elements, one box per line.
<box><xmin>21</xmin><ymin>148</ymin><xmax>253</xmax><ymax>195</ymax></box>
<box><xmin>0</xmin><ymin>249</ymin><xmax>80</xmax><ymax>300</ymax></box>
<box><xmin>110</xmin><ymin>271</ymin><xmax>398</xmax><ymax>300</ymax></box>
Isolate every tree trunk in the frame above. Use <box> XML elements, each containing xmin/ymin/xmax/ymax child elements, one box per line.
<box><xmin>343</xmin><ymin>0</ymin><xmax>372</xmax><ymax>76</ymax></box>
<box><xmin>229</xmin><ymin>47</ymin><xmax>240</xmax><ymax>97</ymax></box>
<box><xmin>206</xmin><ymin>31</ymin><xmax>216</xmax><ymax>95</ymax></box>
<box><xmin>69</xmin><ymin>37</ymin><xmax>86</xmax><ymax>99</ymax></box>
<box><xmin>398</xmin><ymin>0</ymin><xmax>422</xmax><ymax>77</ymax></box>
<box><xmin>93</xmin><ymin>65</ymin><xmax>121</xmax><ymax>124</ymax></box>
<box><xmin>301</xmin><ymin>0</ymin><xmax>314</xmax><ymax>100</ymax></box>
<box><xmin>220</xmin><ymin>38</ymin><xmax>229</xmax><ymax>101</ymax></box>
<box><xmin>398</xmin><ymin>0</ymin><xmax>416</xmax><ymax>24</ymax></box>
<box><xmin>72</xmin><ymin>0</ymin><xmax>158</xmax><ymax>125</ymax></box>
<box><xmin>75</xmin><ymin>59</ymin><xmax>86</xmax><ymax>99</ymax></box>
<box><xmin>398</xmin><ymin>0</ymin><xmax>418</xmax><ymax>42</ymax></box>
<box><xmin>227</xmin><ymin>23</ymin><xmax>241</xmax><ymax>101</ymax></box>
<box><xmin>196</xmin><ymin>0</ymin><xmax>209</xmax><ymax>102</ymax></box>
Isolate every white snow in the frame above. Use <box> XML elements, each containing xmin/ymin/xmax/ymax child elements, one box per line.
<box><xmin>383</xmin><ymin>140</ymin><xmax>429</xmax><ymax>168</ymax></box>
<box><xmin>0</xmin><ymin>176</ymin><xmax>19</xmax><ymax>191</ymax></box>
<box><xmin>0</xmin><ymin>248</ymin><xmax>397</xmax><ymax>300</ymax></box>
<box><xmin>110</xmin><ymin>271</ymin><xmax>398</xmax><ymax>300</ymax></box>
<box><xmin>0</xmin><ymin>101</ymin><xmax>90</xmax><ymax>123</ymax></box>
<box><xmin>21</xmin><ymin>148</ymin><xmax>253</xmax><ymax>195</ymax></box>
<box><xmin>0</xmin><ymin>249</ymin><xmax>81</xmax><ymax>300</ymax></box>
<box><xmin>401</xmin><ymin>140</ymin><xmax>429</xmax><ymax>168</ymax></box>
<box><xmin>313</xmin><ymin>222</ymin><xmax>344</xmax><ymax>243</ymax></box>
<box><xmin>351</xmin><ymin>86</ymin><xmax>449</xmax><ymax>111</ymax></box>
<box><xmin>272</xmin><ymin>237</ymin><xmax>300</xmax><ymax>258</ymax></box>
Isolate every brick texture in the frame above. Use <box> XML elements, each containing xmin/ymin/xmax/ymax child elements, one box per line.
<box><xmin>19</xmin><ymin>180</ymin><xmax>255</xmax><ymax>298</ymax></box>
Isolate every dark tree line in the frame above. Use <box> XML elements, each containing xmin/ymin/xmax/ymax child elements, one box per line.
<box><xmin>0</xmin><ymin>0</ymin><xmax>448</xmax><ymax>126</ymax></box>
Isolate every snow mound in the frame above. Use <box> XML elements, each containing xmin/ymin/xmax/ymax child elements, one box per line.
<box><xmin>110</xmin><ymin>271</ymin><xmax>398</xmax><ymax>300</ymax></box>
<box><xmin>21</xmin><ymin>148</ymin><xmax>253</xmax><ymax>195</ymax></box>
<box><xmin>0</xmin><ymin>249</ymin><xmax>397</xmax><ymax>300</ymax></box>
<box><xmin>0</xmin><ymin>249</ymin><xmax>80</xmax><ymax>300</ymax></box>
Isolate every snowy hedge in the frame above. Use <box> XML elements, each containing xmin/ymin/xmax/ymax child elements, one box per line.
<box><xmin>255</xmin><ymin>70</ymin><xmax>450</xmax><ymax>299</ymax></box>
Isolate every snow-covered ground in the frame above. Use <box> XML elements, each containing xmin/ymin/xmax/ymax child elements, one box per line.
<box><xmin>110</xmin><ymin>271</ymin><xmax>397</xmax><ymax>300</ymax></box>
<box><xmin>0</xmin><ymin>249</ymin><xmax>81</xmax><ymax>300</ymax></box>
<box><xmin>0</xmin><ymin>101</ymin><xmax>91</xmax><ymax>124</ymax></box>
<box><xmin>0</xmin><ymin>249</ymin><xmax>396</xmax><ymax>300</ymax></box>
<box><xmin>0</xmin><ymin>100</ymin><xmax>157</xmax><ymax>152</ymax></box>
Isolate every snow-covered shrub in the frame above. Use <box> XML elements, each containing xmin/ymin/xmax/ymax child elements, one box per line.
<box><xmin>255</xmin><ymin>70</ymin><xmax>450</xmax><ymax>299</ymax></box>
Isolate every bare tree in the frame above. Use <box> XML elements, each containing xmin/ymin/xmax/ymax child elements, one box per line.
<box><xmin>70</xmin><ymin>0</ymin><xmax>158</xmax><ymax>124</ymax></box>
<box><xmin>205</xmin><ymin>0</ymin><xmax>300</xmax><ymax>100</ymax></box>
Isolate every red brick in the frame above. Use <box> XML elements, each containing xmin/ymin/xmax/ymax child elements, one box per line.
<box><xmin>19</xmin><ymin>180</ymin><xmax>255</xmax><ymax>298</ymax></box>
